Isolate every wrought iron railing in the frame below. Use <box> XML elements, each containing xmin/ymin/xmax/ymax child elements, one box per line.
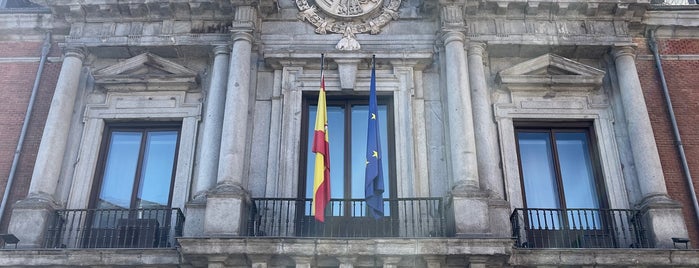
<box><xmin>510</xmin><ymin>208</ymin><xmax>650</xmax><ymax>248</ymax></box>
<box><xmin>44</xmin><ymin>208</ymin><xmax>185</xmax><ymax>249</ymax></box>
<box><xmin>247</xmin><ymin>198</ymin><xmax>447</xmax><ymax>238</ymax></box>
<box><xmin>653</xmin><ymin>0</ymin><xmax>698</xmax><ymax>5</ymax></box>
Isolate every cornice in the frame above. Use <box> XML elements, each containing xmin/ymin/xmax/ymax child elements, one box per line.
<box><xmin>28</xmin><ymin>0</ymin><xmax>267</xmax><ymax>22</ymax></box>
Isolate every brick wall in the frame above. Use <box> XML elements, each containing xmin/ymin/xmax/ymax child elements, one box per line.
<box><xmin>0</xmin><ymin>41</ymin><xmax>60</xmax><ymax>232</ymax></box>
<box><xmin>637</xmin><ymin>37</ymin><xmax>699</xmax><ymax>247</ymax></box>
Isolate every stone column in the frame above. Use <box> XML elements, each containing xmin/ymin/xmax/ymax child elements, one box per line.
<box><xmin>442</xmin><ymin>27</ymin><xmax>488</xmax><ymax>236</ymax></box>
<box><xmin>612</xmin><ymin>46</ymin><xmax>688</xmax><ymax>248</ymax></box>
<box><xmin>186</xmin><ymin>45</ymin><xmax>229</xmax><ymax>237</ymax></box>
<box><xmin>467</xmin><ymin>42</ymin><xmax>510</xmax><ymax>237</ymax></box>
<box><xmin>205</xmin><ymin>6</ymin><xmax>256</xmax><ymax>235</ymax></box>
<box><xmin>8</xmin><ymin>47</ymin><xmax>85</xmax><ymax>247</ymax></box>
<box><xmin>467</xmin><ymin>43</ymin><xmax>502</xmax><ymax>197</ymax></box>
<box><xmin>194</xmin><ymin>45</ymin><xmax>230</xmax><ymax>197</ymax></box>
<box><xmin>443</xmin><ymin>31</ymin><xmax>479</xmax><ymax>192</ymax></box>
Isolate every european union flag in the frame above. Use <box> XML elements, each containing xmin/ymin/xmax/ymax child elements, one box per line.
<box><xmin>365</xmin><ymin>56</ymin><xmax>384</xmax><ymax>219</ymax></box>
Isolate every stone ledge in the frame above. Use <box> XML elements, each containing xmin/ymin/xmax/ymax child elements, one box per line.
<box><xmin>0</xmin><ymin>248</ymin><xmax>180</xmax><ymax>267</ymax></box>
<box><xmin>511</xmin><ymin>248</ymin><xmax>699</xmax><ymax>267</ymax></box>
<box><xmin>177</xmin><ymin>237</ymin><xmax>514</xmax><ymax>257</ymax></box>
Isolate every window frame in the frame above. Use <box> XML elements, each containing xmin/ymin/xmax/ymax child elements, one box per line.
<box><xmin>88</xmin><ymin>122</ymin><xmax>182</xmax><ymax>210</ymax></box>
<box><xmin>298</xmin><ymin>92</ymin><xmax>398</xmax><ymax>215</ymax></box>
<box><xmin>514</xmin><ymin>121</ymin><xmax>609</xmax><ymax>212</ymax></box>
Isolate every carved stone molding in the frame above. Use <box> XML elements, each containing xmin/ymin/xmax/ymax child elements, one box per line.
<box><xmin>295</xmin><ymin>0</ymin><xmax>402</xmax><ymax>51</ymax></box>
<box><xmin>93</xmin><ymin>53</ymin><xmax>199</xmax><ymax>91</ymax></box>
<box><xmin>497</xmin><ymin>53</ymin><xmax>605</xmax><ymax>91</ymax></box>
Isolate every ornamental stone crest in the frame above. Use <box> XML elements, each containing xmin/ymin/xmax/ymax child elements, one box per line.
<box><xmin>296</xmin><ymin>0</ymin><xmax>402</xmax><ymax>50</ymax></box>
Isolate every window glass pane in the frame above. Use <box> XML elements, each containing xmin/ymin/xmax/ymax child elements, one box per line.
<box><xmin>556</xmin><ymin>132</ymin><xmax>599</xmax><ymax>208</ymax></box>
<box><xmin>556</xmin><ymin>132</ymin><xmax>601</xmax><ymax>229</ymax></box>
<box><xmin>351</xmin><ymin>105</ymin><xmax>368</xmax><ymax>200</ymax></box>
<box><xmin>518</xmin><ymin>132</ymin><xmax>560</xmax><ymax>209</ymax></box>
<box><xmin>97</xmin><ymin>132</ymin><xmax>142</xmax><ymax>209</ymax></box>
<box><xmin>136</xmin><ymin>131</ymin><xmax>178</xmax><ymax>208</ymax></box>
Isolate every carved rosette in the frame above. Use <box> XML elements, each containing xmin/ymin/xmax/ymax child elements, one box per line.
<box><xmin>296</xmin><ymin>0</ymin><xmax>402</xmax><ymax>50</ymax></box>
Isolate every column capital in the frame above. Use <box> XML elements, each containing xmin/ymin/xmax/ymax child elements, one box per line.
<box><xmin>63</xmin><ymin>46</ymin><xmax>86</xmax><ymax>60</ymax></box>
<box><xmin>441</xmin><ymin>31</ymin><xmax>466</xmax><ymax>46</ymax></box>
<box><xmin>213</xmin><ymin>44</ymin><xmax>230</xmax><ymax>55</ymax></box>
<box><xmin>468</xmin><ymin>42</ymin><xmax>487</xmax><ymax>56</ymax></box>
<box><xmin>232</xmin><ymin>31</ymin><xmax>254</xmax><ymax>43</ymax></box>
<box><xmin>611</xmin><ymin>46</ymin><xmax>637</xmax><ymax>60</ymax></box>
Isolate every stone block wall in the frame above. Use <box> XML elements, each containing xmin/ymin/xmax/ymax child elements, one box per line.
<box><xmin>0</xmin><ymin>41</ymin><xmax>60</xmax><ymax>232</ymax></box>
<box><xmin>637</xmin><ymin>37</ymin><xmax>699</xmax><ymax>247</ymax></box>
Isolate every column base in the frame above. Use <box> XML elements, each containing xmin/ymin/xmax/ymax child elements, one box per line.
<box><xmin>204</xmin><ymin>183</ymin><xmax>250</xmax><ymax>236</ymax></box>
<box><xmin>450</xmin><ymin>185</ymin><xmax>490</xmax><ymax>236</ymax></box>
<box><xmin>184</xmin><ymin>197</ymin><xmax>207</xmax><ymax>237</ymax></box>
<box><xmin>488</xmin><ymin>197</ymin><xmax>511</xmax><ymax>238</ymax></box>
<box><xmin>7</xmin><ymin>197</ymin><xmax>58</xmax><ymax>248</ymax></box>
<box><xmin>638</xmin><ymin>194</ymin><xmax>689</xmax><ymax>248</ymax></box>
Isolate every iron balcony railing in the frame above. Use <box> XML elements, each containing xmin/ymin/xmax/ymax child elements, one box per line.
<box><xmin>247</xmin><ymin>197</ymin><xmax>448</xmax><ymax>238</ymax></box>
<box><xmin>44</xmin><ymin>208</ymin><xmax>185</xmax><ymax>249</ymax></box>
<box><xmin>653</xmin><ymin>0</ymin><xmax>698</xmax><ymax>5</ymax></box>
<box><xmin>511</xmin><ymin>208</ymin><xmax>650</xmax><ymax>249</ymax></box>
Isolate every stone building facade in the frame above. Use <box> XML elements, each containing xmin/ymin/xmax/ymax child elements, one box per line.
<box><xmin>0</xmin><ymin>0</ymin><xmax>697</xmax><ymax>267</ymax></box>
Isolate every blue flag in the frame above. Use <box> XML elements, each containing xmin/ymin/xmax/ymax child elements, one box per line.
<box><xmin>365</xmin><ymin>57</ymin><xmax>385</xmax><ymax>219</ymax></box>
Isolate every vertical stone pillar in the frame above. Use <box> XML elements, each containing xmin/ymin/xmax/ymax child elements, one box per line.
<box><xmin>337</xmin><ymin>257</ymin><xmax>356</xmax><ymax>268</ymax></box>
<box><xmin>443</xmin><ymin>31</ymin><xmax>479</xmax><ymax>192</ymax></box>
<box><xmin>292</xmin><ymin>256</ymin><xmax>313</xmax><ymax>268</ymax></box>
<box><xmin>249</xmin><ymin>255</ymin><xmax>271</xmax><ymax>268</ymax></box>
<box><xmin>467</xmin><ymin>43</ymin><xmax>502</xmax><ymax>197</ymax></box>
<box><xmin>8</xmin><ymin>47</ymin><xmax>85</xmax><ymax>247</ymax></box>
<box><xmin>467</xmin><ymin>42</ymin><xmax>510</xmax><ymax>237</ymax></box>
<box><xmin>194</xmin><ymin>45</ymin><xmax>230</xmax><ymax>197</ymax></box>
<box><xmin>612</xmin><ymin>46</ymin><xmax>688</xmax><ymax>248</ymax></box>
<box><xmin>186</xmin><ymin>45</ymin><xmax>229</xmax><ymax>237</ymax></box>
<box><xmin>441</xmin><ymin>3</ymin><xmax>488</xmax><ymax>236</ymax></box>
<box><xmin>423</xmin><ymin>256</ymin><xmax>445</xmax><ymax>268</ymax></box>
<box><xmin>205</xmin><ymin>6</ymin><xmax>256</xmax><ymax>236</ymax></box>
<box><xmin>381</xmin><ymin>256</ymin><xmax>402</xmax><ymax>268</ymax></box>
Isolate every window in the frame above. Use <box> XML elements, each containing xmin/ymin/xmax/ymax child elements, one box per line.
<box><xmin>515</xmin><ymin>122</ymin><xmax>610</xmax><ymax>247</ymax></box>
<box><xmin>85</xmin><ymin>123</ymin><xmax>180</xmax><ymax>248</ymax></box>
<box><xmin>0</xmin><ymin>0</ymin><xmax>43</xmax><ymax>9</ymax></box>
<box><xmin>299</xmin><ymin>96</ymin><xmax>395</xmax><ymax>235</ymax></box>
<box><xmin>91</xmin><ymin>124</ymin><xmax>180</xmax><ymax>210</ymax></box>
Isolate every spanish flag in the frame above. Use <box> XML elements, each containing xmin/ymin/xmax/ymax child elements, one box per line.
<box><xmin>311</xmin><ymin>59</ymin><xmax>330</xmax><ymax>222</ymax></box>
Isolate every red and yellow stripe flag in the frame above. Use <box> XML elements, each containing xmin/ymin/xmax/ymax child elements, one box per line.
<box><xmin>311</xmin><ymin>67</ymin><xmax>330</xmax><ymax>222</ymax></box>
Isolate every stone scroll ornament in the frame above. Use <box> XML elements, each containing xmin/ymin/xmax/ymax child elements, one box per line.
<box><xmin>296</xmin><ymin>0</ymin><xmax>402</xmax><ymax>50</ymax></box>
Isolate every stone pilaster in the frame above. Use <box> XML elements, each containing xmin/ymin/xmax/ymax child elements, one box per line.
<box><xmin>205</xmin><ymin>7</ymin><xmax>256</xmax><ymax>235</ymax></box>
<box><xmin>8</xmin><ymin>47</ymin><xmax>86</xmax><ymax>248</ymax></box>
<box><xmin>612</xmin><ymin>46</ymin><xmax>688</xmax><ymax>248</ymax></box>
<box><xmin>441</xmin><ymin>3</ymin><xmax>488</xmax><ymax>236</ymax></box>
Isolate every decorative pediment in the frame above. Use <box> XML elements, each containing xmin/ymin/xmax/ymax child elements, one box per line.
<box><xmin>93</xmin><ymin>53</ymin><xmax>198</xmax><ymax>91</ymax></box>
<box><xmin>497</xmin><ymin>54</ymin><xmax>605</xmax><ymax>91</ymax></box>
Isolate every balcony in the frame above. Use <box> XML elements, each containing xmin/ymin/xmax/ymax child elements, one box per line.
<box><xmin>44</xmin><ymin>208</ymin><xmax>184</xmax><ymax>249</ymax></box>
<box><xmin>510</xmin><ymin>208</ymin><xmax>650</xmax><ymax>249</ymax></box>
<box><xmin>246</xmin><ymin>197</ymin><xmax>448</xmax><ymax>238</ymax></box>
